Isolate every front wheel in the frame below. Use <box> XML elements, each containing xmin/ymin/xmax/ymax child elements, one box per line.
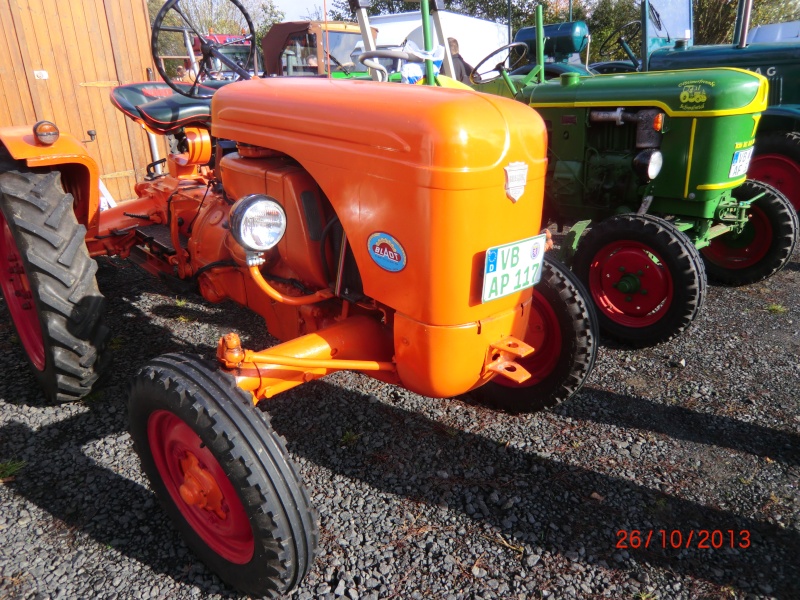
<box><xmin>128</xmin><ymin>354</ymin><xmax>318</xmax><ymax>597</ymax></box>
<box><xmin>701</xmin><ymin>180</ymin><xmax>798</xmax><ymax>286</ymax></box>
<box><xmin>471</xmin><ymin>255</ymin><xmax>598</xmax><ymax>413</ymax></box>
<box><xmin>573</xmin><ymin>214</ymin><xmax>706</xmax><ymax>347</ymax></box>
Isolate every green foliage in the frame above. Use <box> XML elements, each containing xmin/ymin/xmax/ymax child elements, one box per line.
<box><xmin>0</xmin><ymin>459</ymin><xmax>25</xmax><ymax>480</ymax></box>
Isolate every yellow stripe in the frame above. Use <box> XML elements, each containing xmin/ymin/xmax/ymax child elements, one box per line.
<box><xmin>696</xmin><ymin>176</ymin><xmax>747</xmax><ymax>191</ymax></box>
<box><xmin>536</xmin><ymin>69</ymin><xmax>769</xmax><ymax>117</ymax></box>
<box><xmin>684</xmin><ymin>118</ymin><xmax>697</xmax><ymax>198</ymax></box>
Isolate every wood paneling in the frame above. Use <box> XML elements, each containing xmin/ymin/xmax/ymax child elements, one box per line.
<box><xmin>0</xmin><ymin>0</ymin><xmax>158</xmax><ymax>200</ymax></box>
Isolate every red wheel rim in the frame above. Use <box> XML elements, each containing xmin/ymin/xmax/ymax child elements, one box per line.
<box><xmin>588</xmin><ymin>241</ymin><xmax>672</xmax><ymax>328</ymax></box>
<box><xmin>702</xmin><ymin>205</ymin><xmax>772</xmax><ymax>270</ymax></box>
<box><xmin>749</xmin><ymin>154</ymin><xmax>800</xmax><ymax>211</ymax></box>
<box><xmin>147</xmin><ymin>410</ymin><xmax>254</xmax><ymax>564</ymax></box>
<box><xmin>494</xmin><ymin>289</ymin><xmax>561</xmax><ymax>388</ymax></box>
<box><xmin>0</xmin><ymin>211</ymin><xmax>45</xmax><ymax>370</ymax></box>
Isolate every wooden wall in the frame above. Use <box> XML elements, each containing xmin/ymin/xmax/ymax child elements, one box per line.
<box><xmin>0</xmin><ymin>0</ymin><xmax>158</xmax><ymax>201</ymax></box>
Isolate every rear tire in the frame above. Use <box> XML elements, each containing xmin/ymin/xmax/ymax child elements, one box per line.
<box><xmin>128</xmin><ymin>353</ymin><xmax>318</xmax><ymax>598</ymax></box>
<box><xmin>0</xmin><ymin>166</ymin><xmax>109</xmax><ymax>402</ymax></box>
<box><xmin>573</xmin><ymin>214</ymin><xmax>706</xmax><ymax>347</ymax></box>
<box><xmin>750</xmin><ymin>131</ymin><xmax>800</xmax><ymax>211</ymax></box>
<box><xmin>471</xmin><ymin>255</ymin><xmax>598</xmax><ymax>413</ymax></box>
<box><xmin>701</xmin><ymin>180</ymin><xmax>798</xmax><ymax>286</ymax></box>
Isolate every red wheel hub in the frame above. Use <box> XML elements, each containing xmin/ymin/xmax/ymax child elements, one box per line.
<box><xmin>589</xmin><ymin>241</ymin><xmax>672</xmax><ymax>328</ymax></box>
<box><xmin>148</xmin><ymin>410</ymin><xmax>254</xmax><ymax>564</ymax></box>
<box><xmin>702</xmin><ymin>205</ymin><xmax>772</xmax><ymax>270</ymax></box>
<box><xmin>0</xmin><ymin>212</ymin><xmax>45</xmax><ymax>370</ymax></box>
<box><xmin>749</xmin><ymin>153</ymin><xmax>800</xmax><ymax>211</ymax></box>
<box><xmin>494</xmin><ymin>289</ymin><xmax>561</xmax><ymax>388</ymax></box>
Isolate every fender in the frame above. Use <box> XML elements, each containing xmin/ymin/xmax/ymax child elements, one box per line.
<box><xmin>0</xmin><ymin>125</ymin><xmax>101</xmax><ymax>236</ymax></box>
<box><xmin>759</xmin><ymin>104</ymin><xmax>800</xmax><ymax>135</ymax></box>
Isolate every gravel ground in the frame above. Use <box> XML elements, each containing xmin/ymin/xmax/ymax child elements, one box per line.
<box><xmin>1</xmin><ymin>247</ymin><xmax>798</xmax><ymax>600</ymax></box>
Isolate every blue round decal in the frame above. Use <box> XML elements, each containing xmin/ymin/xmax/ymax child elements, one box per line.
<box><xmin>367</xmin><ymin>232</ymin><xmax>407</xmax><ymax>272</ymax></box>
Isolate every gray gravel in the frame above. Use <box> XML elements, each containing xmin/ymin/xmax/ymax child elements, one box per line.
<box><xmin>1</xmin><ymin>249</ymin><xmax>799</xmax><ymax>600</ymax></box>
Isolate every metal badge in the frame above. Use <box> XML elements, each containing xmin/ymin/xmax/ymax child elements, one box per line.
<box><xmin>504</xmin><ymin>162</ymin><xmax>528</xmax><ymax>203</ymax></box>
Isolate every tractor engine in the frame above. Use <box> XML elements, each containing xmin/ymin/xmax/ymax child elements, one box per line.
<box><xmin>544</xmin><ymin>104</ymin><xmax>665</xmax><ymax>220</ymax></box>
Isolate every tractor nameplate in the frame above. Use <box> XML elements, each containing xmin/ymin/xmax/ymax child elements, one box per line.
<box><xmin>504</xmin><ymin>161</ymin><xmax>528</xmax><ymax>202</ymax></box>
<box><xmin>367</xmin><ymin>232</ymin><xmax>407</xmax><ymax>272</ymax></box>
<box><xmin>482</xmin><ymin>233</ymin><xmax>546</xmax><ymax>303</ymax></box>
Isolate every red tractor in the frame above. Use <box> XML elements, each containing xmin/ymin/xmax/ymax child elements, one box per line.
<box><xmin>0</xmin><ymin>0</ymin><xmax>597</xmax><ymax>595</ymax></box>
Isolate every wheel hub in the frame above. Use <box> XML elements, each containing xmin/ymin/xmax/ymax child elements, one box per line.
<box><xmin>179</xmin><ymin>452</ymin><xmax>227</xmax><ymax>519</ymax></box>
<box><xmin>598</xmin><ymin>248</ymin><xmax>668</xmax><ymax>317</ymax></box>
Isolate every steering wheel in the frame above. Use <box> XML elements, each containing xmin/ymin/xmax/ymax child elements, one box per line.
<box><xmin>152</xmin><ymin>0</ymin><xmax>256</xmax><ymax>99</ymax></box>
<box><xmin>598</xmin><ymin>21</ymin><xmax>642</xmax><ymax>59</ymax></box>
<box><xmin>470</xmin><ymin>42</ymin><xmax>529</xmax><ymax>85</ymax></box>
<box><xmin>357</xmin><ymin>50</ymin><xmax>422</xmax><ymax>82</ymax></box>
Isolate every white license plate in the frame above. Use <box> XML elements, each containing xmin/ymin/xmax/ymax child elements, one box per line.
<box><xmin>482</xmin><ymin>234</ymin><xmax>547</xmax><ymax>303</ymax></box>
<box><xmin>729</xmin><ymin>147</ymin><xmax>754</xmax><ymax>178</ymax></box>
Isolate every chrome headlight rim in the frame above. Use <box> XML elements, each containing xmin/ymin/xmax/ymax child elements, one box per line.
<box><xmin>229</xmin><ymin>194</ymin><xmax>287</xmax><ymax>252</ymax></box>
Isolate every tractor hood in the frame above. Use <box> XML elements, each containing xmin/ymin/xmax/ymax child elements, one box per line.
<box><xmin>524</xmin><ymin>67</ymin><xmax>768</xmax><ymax>117</ymax></box>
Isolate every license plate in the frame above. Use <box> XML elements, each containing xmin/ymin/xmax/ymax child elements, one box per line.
<box><xmin>729</xmin><ymin>147</ymin><xmax>754</xmax><ymax>178</ymax></box>
<box><xmin>482</xmin><ymin>234</ymin><xmax>546</xmax><ymax>303</ymax></box>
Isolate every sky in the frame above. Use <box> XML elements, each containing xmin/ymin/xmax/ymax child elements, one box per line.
<box><xmin>278</xmin><ymin>0</ymin><xmax>325</xmax><ymax>21</ymax></box>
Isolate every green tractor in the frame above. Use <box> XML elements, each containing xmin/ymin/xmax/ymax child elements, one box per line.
<box><xmin>461</xmin><ymin>5</ymin><xmax>798</xmax><ymax>346</ymax></box>
<box><xmin>590</xmin><ymin>0</ymin><xmax>800</xmax><ymax>212</ymax></box>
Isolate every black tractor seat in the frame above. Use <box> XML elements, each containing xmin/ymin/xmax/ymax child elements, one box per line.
<box><xmin>110</xmin><ymin>82</ymin><xmax>218</xmax><ymax>135</ymax></box>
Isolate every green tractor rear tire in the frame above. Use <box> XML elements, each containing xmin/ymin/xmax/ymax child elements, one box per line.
<box><xmin>573</xmin><ymin>214</ymin><xmax>706</xmax><ymax>347</ymax></box>
<box><xmin>701</xmin><ymin>180</ymin><xmax>798</xmax><ymax>286</ymax></box>
<box><xmin>750</xmin><ymin>131</ymin><xmax>800</xmax><ymax>212</ymax></box>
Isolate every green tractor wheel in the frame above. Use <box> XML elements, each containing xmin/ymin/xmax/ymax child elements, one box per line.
<box><xmin>701</xmin><ymin>180</ymin><xmax>798</xmax><ymax>286</ymax></box>
<box><xmin>749</xmin><ymin>131</ymin><xmax>800</xmax><ymax>212</ymax></box>
<box><xmin>128</xmin><ymin>354</ymin><xmax>318</xmax><ymax>598</ymax></box>
<box><xmin>573</xmin><ymin>214</ymin><xmax>706</xmax><ymax>347</ymax></box>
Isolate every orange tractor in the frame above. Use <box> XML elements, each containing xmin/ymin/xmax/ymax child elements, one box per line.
<box><xmin>0</xmin><ymin>0</ymin><xmax>597</xmax><ymax>596</ymax></box>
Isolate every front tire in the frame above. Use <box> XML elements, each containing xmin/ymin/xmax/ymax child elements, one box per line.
<box><xmin>701</xmin><ymin>180</ymin><xmax>798</xmax><ymax>286</ymax></box>
<box><xmin>0</xmin><ymin>167</ymin><xmax>109</xmax><ymax>402</ymax></box>
<box><xmin>573</xmin><ymin>214</ymin><xmax>706</xmax><ymax>347</ymax></box>
<box><xmin>471</xmin><ymin>255</ymin><xmax>598</xmax><ymax>413</ymax></box>
<box><xmin>128</xmin><ymin>354</ymin><xmax>318</xmax><ymax>598</ymax></box>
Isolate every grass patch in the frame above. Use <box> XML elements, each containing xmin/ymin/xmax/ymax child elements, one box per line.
<box><xmin>766</xmin><ymin>303</ymin><xmax>788</xmax><ymax>314</ymax></box>
<box><xmin>0</xmin><ymin>459</ymin><xmax>26</xmax><ymax>480</ymax></box>
<box><xmin>175</xmin><ymin>297</ymin><xmax>188</xmax><ymax>308</ymax></box>
<box><xmin>340</xmin><ymin>430</ymin><xmax>360</xmax><ymax>447</ymax></box>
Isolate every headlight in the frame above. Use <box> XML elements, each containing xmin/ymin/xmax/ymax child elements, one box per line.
<box><xmin>633</xmin><ymin>149</ymin><xmax>663</xmax><ymax>182</ymax></box>
<box><xmin>229</xmin><ymin>194</ymin><xmax>287</xmax><ymax>252</ymax></box>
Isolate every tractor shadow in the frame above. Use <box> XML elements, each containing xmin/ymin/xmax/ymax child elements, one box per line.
<box><xmin>266</xmin><ymin>381</ymin><xmax>800</xmax><ymax>596</ymax></box>
<box><xmin>0</xmin><ymin>374</ymin><xmax>798</xmax><ymax>597</ymax></box>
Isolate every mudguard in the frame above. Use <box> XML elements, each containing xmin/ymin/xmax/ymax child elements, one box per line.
<box><xmin>0</xmin><ymin>126</ymin><xmax>101</xmax><ymax>235</ymax></box>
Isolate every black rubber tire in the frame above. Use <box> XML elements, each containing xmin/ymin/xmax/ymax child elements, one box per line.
<box><xmin>573</xmin><ymin>213</ymin><xmax>706</xmax><ymax>347</ymax></box>
<box><xmin>471</xmin><ymin>255</ymin><xmax>598</xmax><ymax>413</ymax></box>
<box><xmin>128</xmin><ymin>354</ymin><xmax>318</xmax><ymax>598</ymax></box>
<box><xmin>752</xmin><ymin>130</ymin><xmax>800</xmax><ymax>211</ymax></box>
<box><xmin>0</xmin><ymin>166</ymin><xmax>110</xmax><ymax>402</ymax></box>
<box><xmin>701</xmin><ymin>180</ymin><xmax>798</xmax><ymax>286</ymax></box>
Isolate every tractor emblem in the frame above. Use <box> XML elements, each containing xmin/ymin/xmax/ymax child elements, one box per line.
<box><xmin>367</xmin><ymin>232</ymin><xmax>407</xmax><ymax>272</ymax></box>
<box><xmin>678</xmin><ymin>79</ymin><xmax>714</xmax><ymax>109</ymax></box>
<box><xmin>504</xmin><ymin>161</ymin><xmax>528</xmax><ymax>202</ymax></box>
